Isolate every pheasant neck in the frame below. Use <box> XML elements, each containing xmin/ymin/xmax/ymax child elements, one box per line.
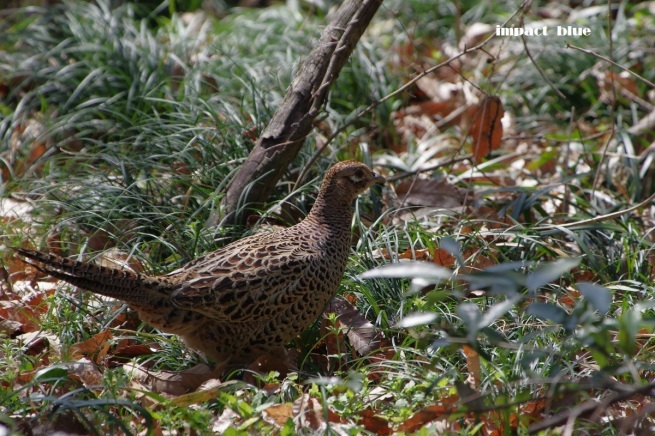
<box><xmin>306</xmin><ymin>192</ymin><xmax>354</xmax><ymax>230</ymax></box>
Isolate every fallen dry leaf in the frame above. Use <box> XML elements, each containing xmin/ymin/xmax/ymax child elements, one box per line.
<box><xmin>402</xmin><ymin>100</ymin><xmax>459</xmax><ymax>123</ymax></box>
<box><xmin>358</xmin><ymin>409</ymin><xmax>392</xmax><ymax>435</ymax></box>
<box><xmin>262</xmin><ymin>403</ymin><xmax>294</xmax><ymax>427</ymax></box>
<box><xmin>111</xmin><ymin>339</ymin><xmax>156</xmax><ymax>358</ymax></box>
<box><xmin>70</xmin><ymin>330</ymin><xmax>113</xmax><ymax>363</ymax></box>
<box><xmin>243</xmin><ymin>352</ymin><xmax>295</xmax><ymax>385</ymax></box>
<box><xmin>169</xmin><ymin>379</ymin><xmax>234</xmax><ymax>407</ymax></box>
<box><xmin>324</xmin><ymin>297</ymin><xmax>383</xmax><ymax>357</ymax></box>
<box><xmin>95</xmin><ymin>247</ymin><xmax>145</xmax><ymax>273</ymax></box>
<box><xmin>431</xmin><ymin>248</ymin><xmax>457</xmax><ymax>267</ymax></box>
<box><xmin>462</xmin><ymin>345</ymin><xmax>481</xmax><ymax>389</ymax></box>
<box><xmin>0</xmin><ymin>286</ymin><xmax>54</xmax><ymax>333</ymax></box>
<box><xmin>4</xmin><ymin>117</ymin><xmax>51</xmax><ymax>181</ymax></box>
<box><xmin>365</xmin><ymin>349</ymin><xmax>398</xmax><ymax>384</ymax></box>
<box><xmin>319</xmin><ymin>317</ymin><xmax>348</xmax><ymax>372</ymax></box>
<box><xmin>124</xmin><ymin>362</ymin><xmax>219</xmax><ymax>396</ymax></box>
<box><xmin>0</xmin><ymin>265</ymin><xmax>11</xmax><ymax>295</ymax></box>
<box><xmin>292</xmin><ymin>394</ymin><xmax>343</xmax><ymax>432</ymax></box>
<box><xmin>0</xmin><ymin>316</ymin><xmax>23</xmax><ymax>337</ymax></box>
<box><xmin>65</xmin><ymin>358</ymin><xmax>104</xmax><ymax>388</ymax></box>
<box><xmin>397</xmin><ymin>402</ymin><xmax>456</xmax><ymax>433</ymax></box>
<box><xmin>212</xmin><ymin>406</ymin><xmax>240</xmax><ymax>433</ymax></box>
<box><xmin>468</xmin><ymin>95</ymin><xmax>504</xmax><ymax>162</ymax></box>
<box><xmin>15</xmin><ymin>331</ymin><xmax>62</xmax><ymax>368</ymax></box>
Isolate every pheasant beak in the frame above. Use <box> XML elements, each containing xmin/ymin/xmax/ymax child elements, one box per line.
<box><xmin>371</xmin><ymin>172</ymin><xmax>386</xmax><ymax>185</ymax></box>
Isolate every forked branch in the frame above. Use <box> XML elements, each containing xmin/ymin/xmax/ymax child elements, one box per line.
<box><xmin>213</xmin><ymin>0</ymin><xmax>383</xmax><ymax>227</ymax></box>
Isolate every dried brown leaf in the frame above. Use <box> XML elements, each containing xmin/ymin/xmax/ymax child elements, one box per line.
<box><xmin>262</xmin><ymin>403</ymin><xmax>294</xmax><ymax>427</ymax></box>
<box><xmin>97</xmin><ymin>247</ymin><xmax>145</xmax><ymax>273</ymax></box>
<box><xmin>0</xmin><ymin>300</ymin><xmax>40</xmax><ymax>333</ymax></box>
<box><xmin>0</xmin><ymin>316</ymin><xmax>23</xmax><ymax>337</ymax></box>
<box><xmin>124</xmin><ymin>362</ymin><xmax>218</xmax><ymax>396</ymax></box>
<box><xmin>319</xmin><ymin>317</ymin><xmax>348</xmax><ymax>371</ymax></box>
<box><xmin>243</xmin><ymin>352</ymin><xmax>295</xmax><ymax>385</ymax></box>
<box><xmin>397</xmin><ymin>403</ymin><xmax>455</xmax><ymax>433</ymax></box>
<box><xmin>66</xmin><ymin>359</ymin><xmax>104</xmax><ymax>388</ymax></box>
<box><xmin>359</xmin><ymin>409</ymin><xmax>392</xmax><ymax>435</ymax></box>
<box><xmin>212</xmin><ymin>407</ymin><xmax>240</xmax><ymax>433</ymax></box>
<box><xmin>16</xmin><ymin>331</ymin><xmax>61</xmax><ymax>361</ymax></box>
<box><xmin>468</xmin><ymin>95</ymin><xmax>504</xmax><ymax>162</ymax></box>
<box><xmin>462</xmin><ymin>345</ymin><xmax>481</xmax><ymax>389</ymax></box>
<box><xmin>70</xmin><ymin>330</ymin><xmax>113</xmax><ymax>363</ymax></box>
<box><xmin>0</xmin><ymin>265</ymin><xmax>10</xmax><ymax>295</ymax></box>
<box><xmin>292</xmin><ymin>394</ymin><xmax>343</xmax><ymax>432</ymax></box>
<box><xmin>111</xmin><ymin>339</ymin><xmax>155</xmax><ymax>358</ymax></box>
<box><xmin>432</xmin><ymin>248</ymin><xmax>456</xmax><ymax>267</ymax></box>
<box><xmin>325</xmin><ymin>297</ymin><xmax>383</xmax><ymax>357</ymax></box>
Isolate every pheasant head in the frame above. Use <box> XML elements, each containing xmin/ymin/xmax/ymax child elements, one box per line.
<box><xmin>310</xmin><ymin>160</ymin><xmax>385</xmax><ymax>213</ymax></box>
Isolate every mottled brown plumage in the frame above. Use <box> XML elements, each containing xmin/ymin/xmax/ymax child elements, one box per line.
<box><xmin>15</xmin><ymin>161</ymin><xmax>385</xmax><ymax>367</ymax></box>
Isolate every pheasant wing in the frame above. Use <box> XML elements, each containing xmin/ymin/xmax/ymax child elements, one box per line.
<box><xmin>170</xmin><ymin>242</ymin><xmax>319</xmax><ymax>323</ymax></box>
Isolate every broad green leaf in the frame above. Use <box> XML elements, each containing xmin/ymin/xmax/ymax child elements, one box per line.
<box><xmin>408</xmin><ymin>277</ymin><xmax>434</xmax><ymax>296</ymax></box>
<box><xmin>480</xmin><ymin>326</ymin><xmax>508</xmax><ymax>344</ymax></box>
<box><xmin>526</xmin><ymin>302</ymin><xmax>568</xmax><ymax>324</ymax></box>
<box><xmin>457</xmin><ymin>303</ymin><xmax>482</xmax><ymax>330</ymax></box>
<box><xmin>483</xmin><ymin>261</ymin><xmax>535</xmax><ymax>273</ymax></box>
<box><xmin>618</xmin><ymin>308</ymin><xmax>642</xmax><ymax>356</ymax></box>
<box><xmin>430</xmin><ymin>337</ymin><xmax>452</xmax><ymax>349</ymax></box>
<box><xmin>526</xmin><ymin>258</ymin><xmax>580</xmax><ymax>292</ymax></box>
<box><xmin>425</xmin><ymin>289</ymin><xmax>451</xmax><ymax>305</ymax></box>
<box><xmin>578</xmin><ymin>282</ymin><xmax>612</xmax><ymax>315</ymax></box>
<box><xmin>439</xmin><ymin>236</ymin><xmax>463</xmax><ymax>266</ymax></box>
<box><xmin>479</xmin><ymin>294</ymin><xmax>521</xmax><ymax>329</ymax></box>
<box><xmin>281</xmin><ymin>418</ymin><xmax>295</xmax><ymax>436</ymax></box>
<box><xmin>358</xmin><ymin>262</ymin><xmax>452</xmax><ymax>281</ymax></box>
<box><xmin>35</xmin><ymin>366</ymin><xmax>70</xmax><ymax>382</ymax></box>
<box><xmin>396</xmin><ymin>312</ymin><xmax>438</xmax><ymax>328</ymax></box>
<box><xmin>460</xmin><ymin>271</ymin><xmax>524</xmax><ymax>295</ymax></box>
<box><xmin>305</xmin><ymin>376</ymin><xmax>342</xmax><ymax>386</ymax></box>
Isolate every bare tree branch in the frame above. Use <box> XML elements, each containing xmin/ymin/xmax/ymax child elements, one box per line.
<box><xmin>211</xmin><ymin>0</ymin><xmax>383</xmax><ymax>228</ymax></box>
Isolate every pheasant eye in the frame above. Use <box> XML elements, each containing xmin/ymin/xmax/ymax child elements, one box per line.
<box><xmin>354</xmin><ymin>169</ymin><xmax>365</xmax><ymax>179</ymax></box>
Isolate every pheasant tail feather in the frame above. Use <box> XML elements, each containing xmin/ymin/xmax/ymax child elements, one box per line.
<box><xmin>12</xmin><ymin>248</ymin><xmax>165</xmax><ymax>306</ymax></box>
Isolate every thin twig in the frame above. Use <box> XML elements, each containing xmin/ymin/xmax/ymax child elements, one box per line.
<box><xmin>566</xmin><ymin>43</ymin><xmax>655</xmax><ymax>89</ymax></box>
<box><xmin>296</xmin><ymin>0</ymin><xmax>533</xmax><ymax>186</ymax></box>
<box><xmin>590</xmin><ymin>2</ymin><xmax>617</xmax><ymax>197</ymax></box>
<box><xmin>528</xmin><ymin>380</ymin><xmax>655</xmax><ymax>433</ymax></box>
<box><xmin>502</xmin><ymin>130</ymin><xmax>608</xmax><ymax>143</ymax></box>
<box><xmin>385</xmin><ymin>155</ymin><xmax>472</xmax><ymax>183</ymax></box>
<box><xmin>519</xmin><ymin>2</ymin><xmax>566</xmax><ymax>99</ymax></box>
<box><xmin>529</xmin><ymin>190</ymin><xmax>655</xmax><ymax>231</ymax></box>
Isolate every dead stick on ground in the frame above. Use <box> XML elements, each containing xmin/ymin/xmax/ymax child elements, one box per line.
<box><xmin>527</xmin><ymin>380</ymin><xmax>655</xmax><ymax>433</ymax></box>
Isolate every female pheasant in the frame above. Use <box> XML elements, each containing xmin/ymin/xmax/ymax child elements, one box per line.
<box><xmin>15</xmin><ymin>161</ymin><xmax>385</xmax><ymax>368</ymax></box>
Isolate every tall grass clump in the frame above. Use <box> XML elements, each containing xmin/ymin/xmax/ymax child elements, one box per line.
<box><xmin>1</xmin><ymin>0</ymin><xmax>405</xmax><ymax>265</ymax></box>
